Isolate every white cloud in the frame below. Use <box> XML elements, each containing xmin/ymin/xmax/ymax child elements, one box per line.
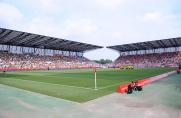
<box><xmin>94</xmin><ymin>0</ymin><xmax>126</xmax><ymax>9</ymax></box>
<box><xmin>22</xmin><ymin>17</ymin><xmax>66</xmax><ymax>38</ymax></box>
<box><xmin>63</xmin><ymin>18</ymin><xmax>99</xmax><ymax>44</ymax></box>
<box><xmin>22</xmin><ymin>17</ymin><xmax>99</xmax><ymax>44</ymax></box>
<box><xmin>143</xmin><ymin>11</ymin><xmax>177</xmax><ymax>23</ymax></box>
<box><xmin>23</xmin><ymin>0</ymin><xmax>63</xmax><ymax>13</ymax></box>
<box><xmin>64</xmin><ymin>18</ymin><xmax>98</xmax><ymax>37</ymax></box>
<box><xmin>143</xmin><ymin>12</ymin><xmax>162</xmax><ymax>22</ymax></box>
<box><xmin>0</xmin><ymin>3</ymin><xmax>23</xmax><ymax>26</ymax></box>
<box><xmin>84</xmin><ymin>48</ymin><xmax>120</xmax><ymax>60</ymax></box>
<box><xmin>0</xmin><ymin>0</ymin><xmax>181</xmax><ymax>60</ymax></box>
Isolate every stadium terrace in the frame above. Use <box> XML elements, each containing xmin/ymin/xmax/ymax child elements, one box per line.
<box><xmin>0</xmin><ymin>28</ymin><xmax>103</xmax><ymax>71</ymax></box>
<box><xmin>107</xmin><ymin>38</ymin><xmax>181</xmax><ymax>68</ymax></box>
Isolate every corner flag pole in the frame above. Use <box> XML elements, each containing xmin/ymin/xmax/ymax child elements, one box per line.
<box><xmin>94</xmin><ymin>68</ymin><xmax>97</xmax><ymax>90</ymax></box>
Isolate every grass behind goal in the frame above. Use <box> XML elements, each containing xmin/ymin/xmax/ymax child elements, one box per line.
<box><xmin>0</xmin><ymin>68</ymin><xmax>175</xmax><ymax>102</ymax></box>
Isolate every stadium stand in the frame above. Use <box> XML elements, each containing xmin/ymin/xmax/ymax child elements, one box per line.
<box><xmin>0</xmin><ymin>28</ymin><xmax>102</xmax><ymax>71</ymax></box>
<box><xmin>114</xmin><ymin>52</ymin><xmax>181</xmax><ymax>68</ymax></box>
<box><xmin>108</xmin><ymin>38</ymin><xmax>181</xmax><ymax>68</ymax></box>
<box><xmin>0</xmin><ymin>52</ymin><xmax>100</xmax><ymax>70</ymax></box>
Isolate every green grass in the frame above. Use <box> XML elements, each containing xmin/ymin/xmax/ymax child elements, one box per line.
<box><xmin>0</xmin><ymin>67</ymin><xmax>175</xmax><ymax>103</ymax></box>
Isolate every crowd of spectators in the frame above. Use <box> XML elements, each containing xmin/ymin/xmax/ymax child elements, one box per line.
<box><xmin>1</xmin><ymin>51</ymin><xmax>180</xmax><ymax>70</ymax></box>
<box><xmin>0</xmin><ymin>52</ymin><xmax>100</xmax><ymax>70</ymax></box>
<box><xmin>113</xmin><ymin>52</ymin><xmax>181</xmax><ymax>68</ymax></box>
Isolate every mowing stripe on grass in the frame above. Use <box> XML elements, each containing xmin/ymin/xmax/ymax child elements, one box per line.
<box><xmin>1</xmin><ymin>77</ymin><xmax>123</xmax><ymax>91</ymax></box>
<box><xmin>1</xmin><ymin>78</ymin><xmax>96</xmax><ymax>90</ymax></box>
<box><xmin>0</xmin><ymin>84</ymin><xmax>80</xmax><ymax>104</ymax></box>
<box><xmin>98</xmin><ymin>82</ymin><xmax>123</xmax><ymax>90</ymax></box>
<box><xmin>0</xmin><ymin>83</ymin><xmax>80</xmax><ymax>104</ymax></box>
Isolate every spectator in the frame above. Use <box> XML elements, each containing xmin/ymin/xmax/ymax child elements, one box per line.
<box><xmin>113</xmin><ymin>52</ymin><xmax>181</xmax><ymax>68</ymax></box>
<box><xmin>0</xmin><ymin>52</ymin><xmax>100</xmax><ymax>70</ymax></box>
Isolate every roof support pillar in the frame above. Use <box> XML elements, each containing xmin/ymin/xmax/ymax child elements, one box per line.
<box><xmin>27</xmin><ymin>47</ymin><xmax>29</xmax><ymax>53</ymax></box>
<box><xmin>20</xmin><ymin>47</ymin><xmax>22</xmax><ymax>53</ymax></box>
<box><xmin>175</xmin><ymin>47</ymin><xmax>177</xmax><ymax>52</ymax></box>
<box><xmin>8</xmin><ymin>45</ymin><xmax>10</xmax><ymax>52</ymax></box>
<box><xmin>44</xmin><ymin>49</ymin><xmax>46</xmax><ymax>55</ymax></box>
<box><xmin>164</xmin><ymin>48</ymin><xmax>166</xmax><ymax>53</ymax></box>
<box><xmin>33</xmin><ymin>48</ymin><xmax>36</xmax><ymax>53</ymax></box>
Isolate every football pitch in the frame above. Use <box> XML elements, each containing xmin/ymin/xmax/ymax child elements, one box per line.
<box><xmin>0</xmin><ymin>67</ymin><xmax>175</xmax><ymax>103</ymax></box>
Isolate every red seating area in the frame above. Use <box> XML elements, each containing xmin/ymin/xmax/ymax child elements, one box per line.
<box><xmin>0</xmin><ymin>52</ymin><xmax>100</xmax><ymax>71</ymax></box>
<box><xmin>114</xmin><ymin>52</ymin><xmax>181</xmax><ymax>68</ymax></box>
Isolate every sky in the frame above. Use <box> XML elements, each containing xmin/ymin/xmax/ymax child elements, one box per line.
<box><xmin>0</xmin><ymin>0</ymin><xmax>181</xmax><ymax>60</ymax></box>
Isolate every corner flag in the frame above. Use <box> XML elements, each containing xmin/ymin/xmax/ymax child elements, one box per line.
<box><xmin>93</xmin><ymin>68</ymin><xmax>97</xmax><ymax>90</ymax></box>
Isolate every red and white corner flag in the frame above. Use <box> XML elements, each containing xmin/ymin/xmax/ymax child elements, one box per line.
<box><xmin>93</xmin><ymin>67</ymin><xmax>96</xmax><ymax>74</ymax></box>
<box><xmin>93</xmin><ymin>68</ymin><xmax>97</xmax><ymax>90</ymax></box>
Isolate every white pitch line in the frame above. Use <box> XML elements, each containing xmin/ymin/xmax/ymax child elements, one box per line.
<box><xmin>1</xmin><ymin>78</ymin><xmax>95</xmax><ymax>90</ymax></box>
<box><xmin>0</xmin><ymin>83</ymin><xmax>80</xmax><ymax>104</ymax></box>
